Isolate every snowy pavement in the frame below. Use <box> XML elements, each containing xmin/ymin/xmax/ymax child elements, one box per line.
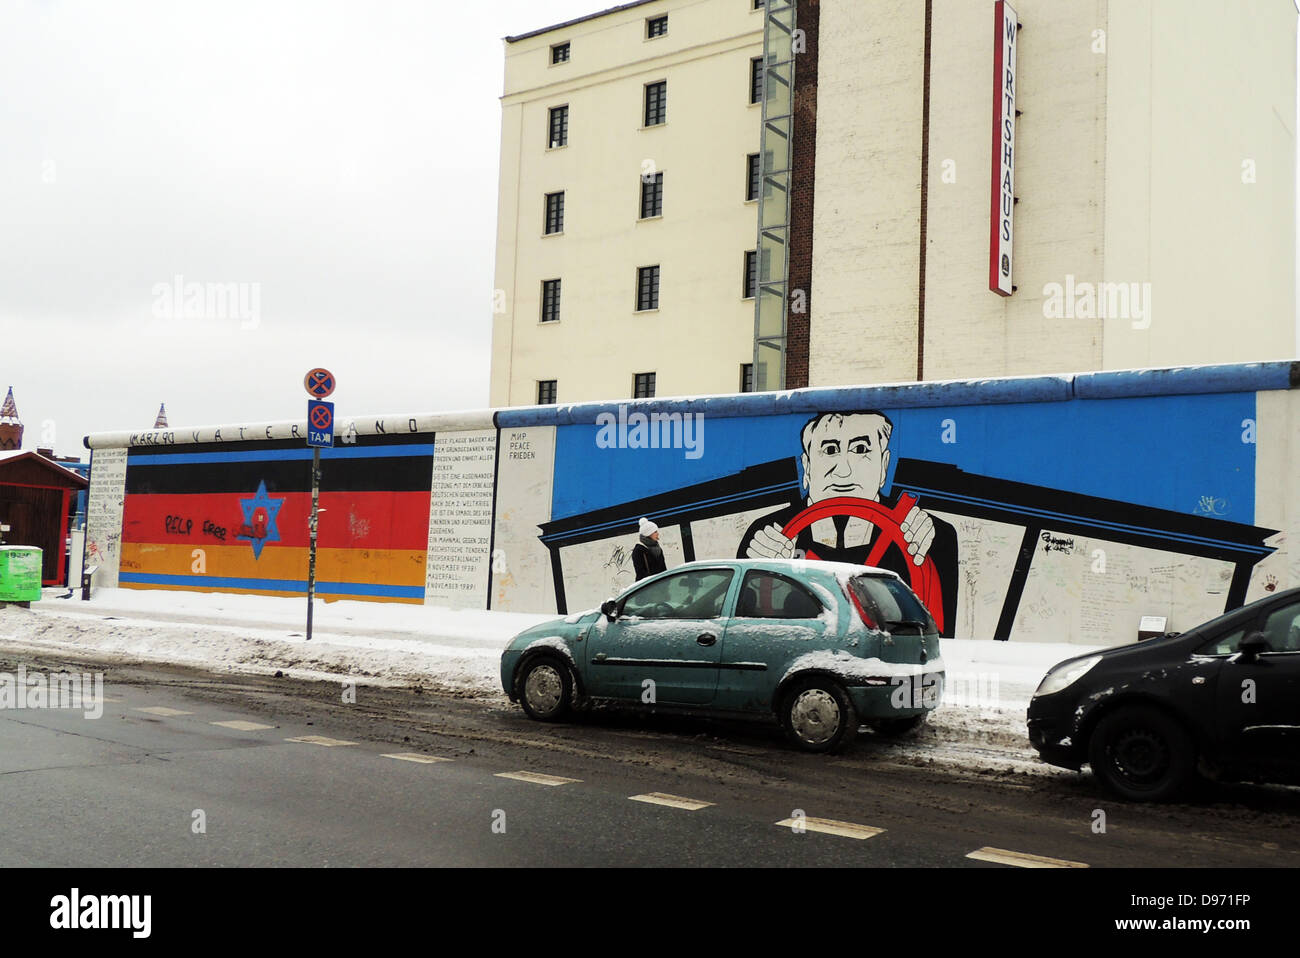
<box><xmin>0</xmin><ymin>587</ymin><xmax>1106</xmax><ymax>775</ymax></box>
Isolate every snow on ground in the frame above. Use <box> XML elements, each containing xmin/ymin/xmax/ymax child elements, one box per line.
<box><xmin>0</xmin><ymin>587</ymin><xmax>1106</xmax><ymax>772</ymax></box>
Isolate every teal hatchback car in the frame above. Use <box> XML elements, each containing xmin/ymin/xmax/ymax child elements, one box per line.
<box><xmin>500</xmin><ymin>559</ymin><xmax>944</xmax><ymax>752</ymax></box>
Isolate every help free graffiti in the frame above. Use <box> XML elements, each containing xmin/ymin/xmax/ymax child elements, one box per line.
<box><xmin>164</xmin><ymin>515</ymin><xmax>228</xmax><ymax>541</ymax></box>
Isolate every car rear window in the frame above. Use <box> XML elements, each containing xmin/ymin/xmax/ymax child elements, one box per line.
<box><xmin>848</xmin><ymin>575</ymin><xmax>936</xmax><ymax>634</ymax></box>
<box><xmin>735</xmin><ymin>570</ymin><xmax>824</xmax><ymax>619</ymax></box>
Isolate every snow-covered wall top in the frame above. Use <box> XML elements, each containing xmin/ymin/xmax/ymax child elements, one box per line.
<box><xmin>83</xmin><ymin>361</ymin><xmax>1299</xmax><ymax>449</ymax></box>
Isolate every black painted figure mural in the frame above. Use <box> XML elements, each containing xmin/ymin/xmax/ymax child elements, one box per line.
<box><xmin>737</xmin><ymin>411</ymin><xmax>959</xmax><ymax>636</ymax></box>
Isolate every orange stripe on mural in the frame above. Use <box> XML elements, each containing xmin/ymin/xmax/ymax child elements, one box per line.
<box><xmin>120</xmin><ymin>542</ymin><xmax>428</xmax><ymax>586</ymax></box>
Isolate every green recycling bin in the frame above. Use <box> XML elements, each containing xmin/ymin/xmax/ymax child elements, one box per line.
<box><xmin>0</xmin><ymin>546</ymin><xmax>43</xmax><ymax>602</ymax></box>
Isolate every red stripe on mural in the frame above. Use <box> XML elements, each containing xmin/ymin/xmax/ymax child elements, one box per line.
<box><xmin>122</xmin><ymin>491</ymin><xmax>431</xmax><ymax>550</ymax></box>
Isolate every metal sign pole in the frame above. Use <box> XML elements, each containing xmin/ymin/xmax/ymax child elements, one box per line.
<box><xmin>302</xmin><ymin>367</ymin><xmax>336</xmax><ymax>644</ymax></box>
<box><xmin>306</xmin><ymin>446</ymin><xmax>320</xmax><ymax>641</ymax></box>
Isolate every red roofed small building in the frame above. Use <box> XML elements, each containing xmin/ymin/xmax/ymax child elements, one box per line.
<box><xmin>0</xmin><ymin>451</ymin><xmax>89</xmax><ymax>586</ymax></box>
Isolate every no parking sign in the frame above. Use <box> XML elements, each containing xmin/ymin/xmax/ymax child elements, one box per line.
<box><xmin>307</xmin><ymin>400</ymin><xmax>334</xmax><ymax>447</ymax></box>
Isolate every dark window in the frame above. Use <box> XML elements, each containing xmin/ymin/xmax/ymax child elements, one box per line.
<box><xmin>644</xmin><ymin>80</ymin><xmax>667</xmax><ymax>126</ymax></box>
<box><xmin>753</xmin><ymin>0</ymin><xmax>764</xmax><ymax>9</ymax></box>
<box><xmin>540</xmin><ymin>279</ymin><xmax>561</xmax><ymax>323</ymax></box>
<box><xmin>621</xmin><ymin>569</ymin><xmax>734</xmax><ymax>619</ymax></box>
<box><xmin>740</xmin><ymin>363</ymin><xmax>754</xmax><ymax>393</ymax></box>
<box><xmin>551</xmin><ymin>42</ymin><xmax>570</xmax><ymax>64</ymax></box>
<box><xmin>544</xmin><ymin>191</ymin><xmax>564</xmax><ymax>234</ymax></box>
<box><xmin>537</xmin><ymin>380</ymin><xmax>557</xmax><ymax>405</ymax></box>
<box><xmin>548</xmin><ymin>105</ymin><xmax>568</xmax><ymax>148</ymax></box>
<box><xmin>1261</xmin><ymin>602</ymin><xmax>1300</xmax><ymax>652</ymax></box>
<box><xmin>647</xmin><ymin>15</ymin><xmax>668</xmax><ymax>38</ymax></box>
<box><xmin>1197</xmin><ymin>626</ymin><xmax>1248</xmax><ymax>657</ymax></box>
<box><xmin>736</xmin><ymin>571</ymin><xmax>824</xmax><ymax>619</ymax></box>
<box><xmin>743</xmin><ymin>250</ymin><xmax>757</xmax><ymax>298</ymax></box>
<box><xmin>750</xmin><ymin>57</ymin><xmax>764</xmax><ymax>104</ymax></box>
<box><xmin>639</xmin><ymin>172</ymin><xmax>663</xmax><ymax>218</ymax></box>
<box><xmin>633</xmin><ymin>371</ymin><xmax>656</xmax><ymax>398</ymax></box>
<box><xmin>636</xmin><ymin>265</ymin><xmax>660</xmax><ymax>310</ymax></box>
<box><xmin>746</xmin><ymin>153</ymin><xmax>761</xmax><ymax>200</ymax></box>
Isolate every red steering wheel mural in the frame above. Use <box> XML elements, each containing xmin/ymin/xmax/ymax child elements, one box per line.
<box><xmin>780</xmin><ymin>493</ymin><xmax>945</xmax><ymax>634</ymax></box>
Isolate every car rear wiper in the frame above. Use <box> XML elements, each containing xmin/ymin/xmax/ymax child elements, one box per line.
<box><xmin>885</xmin><ymin>619</ymin><xmax>928</xmax><ymax>634</ymax></box>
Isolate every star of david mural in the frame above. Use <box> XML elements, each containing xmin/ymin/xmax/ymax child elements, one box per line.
<box><xmin>236</xmin><ymin>480</ymin><xmax>286</xmax><ymax>559</ymax></box>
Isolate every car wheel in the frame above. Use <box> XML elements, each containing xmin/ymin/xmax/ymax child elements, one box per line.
<box><xmin>782</xmin><ymin>678</ymin><xmax>857</xmax><ymax>753</ymax></box>
<box><xmin>868</xmin><ymin>714</ymin><xmax>927</xmax><ymax>738</ymax></box>
<box><xmin>1087</xmin><ymin>706</ymin><xmax>1196</xmax><ymax>802</ymax></box>
<box><xmin>517</xmin><ymin>656</ymin><xmax>572</xmax><ymax>722</ymax></box>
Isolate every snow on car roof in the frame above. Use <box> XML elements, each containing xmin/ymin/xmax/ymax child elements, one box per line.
<box><xmin>674</xmin><ymin>557</ymin><xmax>902</xmax><ymax>580</ymax></box>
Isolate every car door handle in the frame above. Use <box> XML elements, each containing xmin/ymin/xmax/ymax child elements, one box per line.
<box><xmin>697</xmin><ymin>633</ymin><xmax>716</xmax><ymax>647</ymax></box>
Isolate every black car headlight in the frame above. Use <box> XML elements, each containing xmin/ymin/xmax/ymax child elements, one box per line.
<box><xmin>1033</xmin><ymin>655</ymin><xmax>1102</xmax><ymax>698</ymax></box>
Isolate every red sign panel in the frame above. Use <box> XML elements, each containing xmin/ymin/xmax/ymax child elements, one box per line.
<box><xmin>989</xmin><ymin>1</ymin><xmax>1018</xmax><ymax>296</ymax></box>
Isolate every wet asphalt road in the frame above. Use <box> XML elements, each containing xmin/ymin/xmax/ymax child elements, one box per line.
<box><xmin>0</xmin><ymin>648</ymin><xmax>1297</xmax><ymax>868</ymax></box>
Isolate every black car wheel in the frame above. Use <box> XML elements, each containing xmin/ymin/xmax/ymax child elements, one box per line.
<box><xmin>1087</xmin><ymin>706</ymin><xmax>1196</xmax><ymax>802</ymax></box>
<box><xmin>782</xmin><ymin>678</ymin><xmax>857</xmax><ymax>753</ymax></box>
<box><xmin>868</xmin><ymin>714</ymin><xmax>928</xmax><ymax>738</ymax></box>
<box><xmin>517</xmin><ymin>656</ymin><xmax>572</xmax><ymax>722</ymax></box>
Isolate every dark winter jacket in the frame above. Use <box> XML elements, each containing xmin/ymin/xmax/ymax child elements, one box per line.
<box><xmin>632</xmin><ymin>536</ymin><xmax>666</xmax><ymax>580</ymax></box>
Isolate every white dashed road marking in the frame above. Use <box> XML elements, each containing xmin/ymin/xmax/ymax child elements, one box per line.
<box><xmin>134</xmin><ymin>707</ymin><xmax>193</xmax><ymax>717</ymax></box>
<box><xmin>775</xmin><ymin>817</ymin><xmax>885</xmax><ymax>840</ymax></box>
<box><xmin>495</xmin><ymin>771</ymin><xmax>581</xmax><ymax>786</ymax></box>
<box><xmin>284</xmin><ymin>735</ymin><xmax>356</xmax><ymax>747</ymax></box>
<box><xmin>382</xmin><ymin>753</ymin><xmax>454</xmax><ymax>764</ymax></box>
<box><xmin>966</xmin><ymin>847</ymin><xmax>1089</xmax><ymax>868</ymax></box>
<box><xmin>211</xmin><ymin>720</ymin><xmax>275</xmax><ymax>731</ymax></box>
<box><xmin>629</xmin><ymin>792</ymin><xmax>715</xmax><ymax>811</ymax></box>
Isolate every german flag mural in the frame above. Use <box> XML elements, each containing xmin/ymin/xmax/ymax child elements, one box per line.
<box><xmin>118</xmin><ymin>435</ymin><xmax>435</xmax><ymax>602</ymax></box>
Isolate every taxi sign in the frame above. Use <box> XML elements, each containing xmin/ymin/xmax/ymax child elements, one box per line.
<box><xmin>304</xmin><ymin>368</ymin><xmax>336</xmax><ymax>399</ymax></box>
<box><xmin>307</xmin><ymin>400</ymin><xmax>334</xmax><ymax>447</ymax></box>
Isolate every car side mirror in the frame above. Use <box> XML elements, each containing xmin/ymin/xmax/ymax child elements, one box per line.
<box><xmin>601</xmin><ymin>599</ymin><xmax>618</xmax><ymax>621</ymax></box>
<box><xmin>1237</xmin><ymin>631</ymin><xmax>1269</xmax><ymax>662</ymax></box>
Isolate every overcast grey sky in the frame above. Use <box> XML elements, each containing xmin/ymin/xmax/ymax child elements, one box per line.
<box><xmin>0</xmin><ymin>0</ymin><xmax>608</xmax><ymax>453</ymax></box>
<box><xmin>2</xmin><ymin>1</ymin><xmax>1298</xmax><ymax>456</ymax></box>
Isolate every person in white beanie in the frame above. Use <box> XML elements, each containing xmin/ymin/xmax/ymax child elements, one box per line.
<box><xmin>632</xmin><ymin>516</ymin><xmax>667</xmax><ymax>580</ymax></box>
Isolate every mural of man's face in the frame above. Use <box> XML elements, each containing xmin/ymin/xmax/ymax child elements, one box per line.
<box><xmin>801</xmin><ymin>413</ymin><xmax>891</xmax><ymax>503</ymax></box>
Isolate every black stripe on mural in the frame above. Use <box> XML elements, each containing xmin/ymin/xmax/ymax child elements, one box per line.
<box><xmin>125</xmin><ymin>454</ymin><xmax>434</xmax><ymax>495</ymax></box>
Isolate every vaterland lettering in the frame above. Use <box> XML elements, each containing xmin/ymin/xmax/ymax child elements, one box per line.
<box><xmin>50</xmin><ymin>889</ymin><xmax>151</xmax><ymax>939</ymax></box>
<box><xmin>0</xmin><ymin>667</ymin><xmax>104</xmax><ymax>719</ymax></box>
<box><xmin>595</xmin><ymin>404</ymin><xmax>704</xmax><ymax>460</ymax></box>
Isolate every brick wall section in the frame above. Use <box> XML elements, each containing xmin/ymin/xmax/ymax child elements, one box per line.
<box><xmin>784</xmin><ymin>0</ymin><xmax>819</xmax><ymax>390</ymax></box>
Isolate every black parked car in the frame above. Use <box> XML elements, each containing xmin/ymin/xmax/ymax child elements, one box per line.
<box><xmin>1028</xmin><ymin>587</ymin><xmax>1300</xmax><ymax>801</ymax></box>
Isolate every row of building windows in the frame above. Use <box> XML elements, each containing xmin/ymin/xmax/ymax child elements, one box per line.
<box><xmin>548</xmin><ymin>3</ymin><xmax>766</xmax><ymax>65</ymax></box>
<box><xmin>535</xmin><ymin>364</ymin><xmax>754</xmax><ymax>404</ymax></box>
<box><xmin>535</xmin><ymin>250</ymin><xmax>762</xmax><ymax>325</ymax></box>
<box><xmin>545</xmin><ymin>65</ymin><xmax>761</xmax><ymax>145</ymax></box>
<box><xmin>540</xmin><ymin>153</ymin><xmax>764</xmax><ymax>235</ymax></box>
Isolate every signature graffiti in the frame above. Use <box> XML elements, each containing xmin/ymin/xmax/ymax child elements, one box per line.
<box><xmin>1039</xmin><ymin>532</ymin><xmax>1076</xmax><ymax>554</ymax></box>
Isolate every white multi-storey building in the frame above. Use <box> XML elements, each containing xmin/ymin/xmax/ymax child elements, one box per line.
<box><xmin>491</xmin><ymin>0</ymin><xmax>1298</xmax><ymax>403</ymax></box>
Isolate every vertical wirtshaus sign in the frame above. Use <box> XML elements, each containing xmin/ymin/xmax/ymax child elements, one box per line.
<box><xmin>989</xmin><ymin>0</ymin><xmax>1018</xmax><ymax>296</ymax></box>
